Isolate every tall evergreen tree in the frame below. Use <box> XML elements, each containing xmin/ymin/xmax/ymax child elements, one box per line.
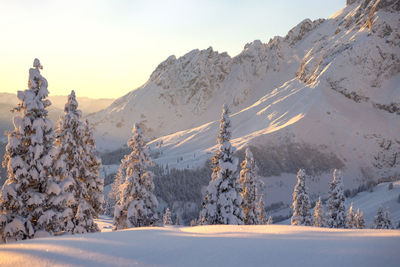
<box><xmin>239</xmin><ymin>148</ymin><xmax>259</xmax><ymax>225</ymax></box>
<box><xmin>199</xmin><ymin>105</ymin><xmax>244</xmax><ymax>225</ymax></box>
<box><xmin>354</xmin><ymin>208</ymin><xmax>366</xmax><ymax>229</ymax></box>
<box><xmin>256</xmin><ymin>196</ymin><xmax>267</xmax><ymax>225</ymax></box>
<box><xmin>82</xmin><ymin>120</ymin><xmax>104</xmax><ymax>217</ymax></box>
<box><xmin>163</xmin><ymin>208</ymin><xmax>173</xmax><ymax>225</ymax></box>
<box><xmin>345</xmin><ymin>202</ymin><xmax>357</xmax><ymax>229</ymax></box>
<box><xmin>113</xmin><ymin>124</ymin><xmax>159</xmax><ymax>229</ymax></box>
<box><xmin>0</xmin><ymin>59</ymin><xmax>59</xmax><ymax>242</ymax></box>
<box><xmin>313</xmin><ymin>197</ymin><xmax>325</xmax><ymax>227</ymax></box>
<box><xmin>326</xmin><ymin>169</ymin><xmax>346</xmax><ymax>228</ymax></box>
<box><xmin>53</xmin><ymin>90</ymin><xmax>100</xmax><ymax>234</ymax></box>
<box><xmin>372</xmin><ymin>206</ymin><xmax>393</xmax><ymax>229</ymax></box>
<box><xmin>291</xmin><ymin>169</ymin><xmax>313</xmax><ymax>226</ymax></box>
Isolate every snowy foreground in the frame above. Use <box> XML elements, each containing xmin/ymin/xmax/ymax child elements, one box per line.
<box><xmin>1</xmin><ymin>221</ymin><xmax>399</xmax><ymax>267</ymax></box>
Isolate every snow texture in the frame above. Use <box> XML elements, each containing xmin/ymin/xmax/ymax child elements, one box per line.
<box><xmin>0</xmin><ymin>223</ymin><xmax>399</xmax><ymax>267</ymax></box>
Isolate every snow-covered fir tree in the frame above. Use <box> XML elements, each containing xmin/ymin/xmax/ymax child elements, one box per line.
<box><xmin>53</xmin><ymin>90</ymin><xmax>100</xmax><ymax>234</ymax></box>
<box><xmin>199</xmin><ymin>105</ymin><xmax>244</xmax><ymax>225</ymax></box>
<box><xmin>266</xmin><ymin>216</ymin><xmax>273</xmax><ymax>225</ymax></box>
<box><xmin>372</xmin><ymin>206</ymin><xmax>393</xmax><ymax>229</ymax></box>
<box><xmin>345</xmin><ymin>202</ymin><xmax>357</xmax><ymax>229</ymax></box>
<box><xmin>82</xmin><ymin>120</ymin><xmax>104</xmax><ymax>217</ymax></box>
<box><xmin>354</xmin><ymin>208</ymin><xmax>366</xmax><ymax>229</ymax></box>
<box><xmin>325</xmin><ymin>169</ymin><xmax>346</xmax><ymax>228</ymax></box>
<box><xmin>113</xmin><ymin>124</ymin><xmax>159</xmax><ymax>230</ymax></box>
<box><xmin>0</xmin><ymin>59</ymin><xmax>59</xmax><ymax>242</ymax></box>
<box><xmin>291</xmin><ymin>169</ymin><xmax>313</xmax><ymax>226</ymax></box>
<box><xmin>239</xmin><ymin>148</ymin><xmax>259</xmax><ymax>225</ymax></box>
<box><xmin>256</xmin><ymin>196</ymin><xmax>268</xmax><ymax>224</ymax></box>
<box><xmin>313</xmin><ymin>197</ymin><xmax>325</xmax><ymax>227</ymax></box>
<box><xmin>163</xmin><ymin>208</ymin><xmax>173</xmax><ymax>225</ymax></box>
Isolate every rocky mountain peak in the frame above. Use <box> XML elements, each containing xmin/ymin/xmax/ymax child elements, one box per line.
<box><xmin>149</xmin><ymin>47</ymin><xmax>232</xmax><ymax>112</ymax></box>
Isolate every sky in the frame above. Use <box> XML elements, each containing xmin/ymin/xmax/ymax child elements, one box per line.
<box><xmin>0</xmin><ymin>0</ymin><xmax>344</xmax><ymax>99</ymax></box>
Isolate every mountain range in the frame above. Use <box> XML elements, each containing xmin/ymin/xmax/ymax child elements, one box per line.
<box><xmin>90</xmin><ymin>0</ymin><xmax>400</xmax><ymax>203</ymax></box>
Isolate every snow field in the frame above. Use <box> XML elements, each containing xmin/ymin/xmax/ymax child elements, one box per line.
<box><xmin>0</xmin><ymin>224</ymin><xmax>399</xmax><ymax>267</ymax></box>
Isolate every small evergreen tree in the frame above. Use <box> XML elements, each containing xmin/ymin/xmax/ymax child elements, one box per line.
<box><xmin>313</xmin><ymin>197</ymin><xmax>325</xmax><ymax>227</ymax></box>
<box><xmin>345</xmin><ymin>202</ymin><xmax>357</xmax><ymax>229</ymax></box>
<box><xmin>291</xmin><ymin>169</ymin><xmax>313</xmax><ymax>226</ymax></box>
<box><xmin>199</xmin><ymin>105</ymin><xmax>244</xmax><ymax>225</ymax></box>
<box><xmin>326</xmin><ymin>169</ymin><xmax>346</xmax><ymax>228</ymax></box>
<box><xmin>113</xmin><ymin>124</ymin><xmax>159</xmax><ymax>230</ymax></box>
<box><xmin>0</xmin><ymin>59</ymin><xmax>59</xmax><ymax>242</ymax></box>
<box><xmin>256</xmin><ymin>196</ymin><xmax>267</xmax><ymax>224</ymax></box>
<box><xmin>106</xmin><ymin>155</ymin><xmax>129</xmax><ymax>216</ymax></box>
<box><xmin>239</xmin><ymin>148</ymin><xmax>259</xmax><ymax>225</ymax></box>
<box><xmin>354</xmin><ymin>208</ymin><xmax>366</xmax><ymax>229</ymax></box>
<box><xmin>266</xmin><ymin>216</ymin><xmax>273</xmax><ymax>225</ymax></box>
<box><xmin>372</xmin><ymin>206</ymin><xmax>393</xmax><ymax>229</ymax></box>
<box><xmin>163</xmin><ymin>208</ymin><xmax>173</xmax><ymax>225</ymax></box>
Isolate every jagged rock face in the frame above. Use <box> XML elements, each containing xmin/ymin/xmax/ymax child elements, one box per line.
<box><xmin>296</xmin><ymin>0</ymin><xmax>400</xmax><ymax>109</ymax></box>
<box><xmin>150</xmin><ymin>47</ymin><xmax>232</xmax><ymax>113</ymax></box>
<box><xmin>284</xmin><ymin>18</ymin><xmax>325</xmax><ymax>47</ymax></box>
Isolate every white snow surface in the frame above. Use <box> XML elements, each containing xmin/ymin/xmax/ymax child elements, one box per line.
<box><xmin>0</xmin><ymin>223</ymin><xmax>399</xmax><ymax>267</ymax></box>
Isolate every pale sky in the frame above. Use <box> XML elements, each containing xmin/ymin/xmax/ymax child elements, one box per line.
<box><xmin>0</xmin><ymin>0</ymin><xmax>344</xmax><ymax>99</ymax></box>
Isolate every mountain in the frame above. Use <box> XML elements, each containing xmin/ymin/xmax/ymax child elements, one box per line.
<box><xmin>91</xmin><ymin>0</ymin><xmax>400</xmax><ymax>205</ymax></box>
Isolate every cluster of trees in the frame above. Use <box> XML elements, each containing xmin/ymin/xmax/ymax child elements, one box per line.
<box><xmin>0</xmin><ymin>59</ymin><xmax>103</xmax><ymax>243</ymax></box>
<box><xmin>110</xmin><ymin>104</ymin><xmax>273</xmax><ymax>229</ymax></box>
<box><xmin>291</xmin><ymin>168</ymin><xmax>395</xmax><ymax>229</ymax></box>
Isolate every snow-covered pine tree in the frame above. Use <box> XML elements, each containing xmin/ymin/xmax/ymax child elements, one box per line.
<box><xmin>0</xmin><ymin>59</ymin><xmax>59</xmax><ymax>242</ymax></box>
<box><xmin>325</xmin><ymin>169</ymin><xmax>346</xmax><ymax>228</ymax></box>
<box><xmin>372</xmin><ymin>206</ymin><xmax>393</xmax><ymax>229</ymax></box>
<box><xmin>345</xmin><ymin>202</ymin><xmax>357</xmax><ymax>229</ymax></box>
<box><xmin>239</xmin><ymin>148</ymin><xmax>259</xmax><ymax>225</ymax></box>
<box><xmin>163</xmin><ymin>208</ymin><xmax>173</xmax><ymax>225</ymax></box>
<box><xmin>199</xmin><ymin>104</ymin><xmax>244</xmax><ymax>225</ymax></box>
<box><xmin>53</xmin><ymin>90</ymin><xmax>100</xmax><ymax>234</ymax></box>
<box><xmin>354</xmin><ymin>208</ymin><xmax>366</xmax><ymax>229</ymax></box>
<box><xmin>291</xmin><ymin>169</ymin><xmax>313</xmax><ymax>226</ymax></box>
<box><xmin>313</xmin><ymin>197</ymin><xmax>325</xmax><ymax>227</ymax></box>
<box><xmin>256</xmin><ymin>196</ymin><xmax>268</xmax><ymax>224</ymax></box>
<box><xmin>113</xmin><ymin>123</ymin><xmax>159</xmax><ymax>230</ymax></box>
<box><xmin>266</xmin><ymin>216</ymin><xmax>273</xmax><ymax>225</ymax></box>
<box><xmin>82</xmin><ymin>120</ymin><xmax>104</xmax><ymax>217</ymax></box>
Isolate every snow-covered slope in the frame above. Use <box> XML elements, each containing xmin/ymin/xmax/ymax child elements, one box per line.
<box><xmin>0</xmin><ymin>225</ymin><xmax>399</xmax><ymax>267</ymax></box>
<box><xmin>89</xmin><ymin>16</ymin><xmax>326</xmax><ymax>151</ymax></box>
